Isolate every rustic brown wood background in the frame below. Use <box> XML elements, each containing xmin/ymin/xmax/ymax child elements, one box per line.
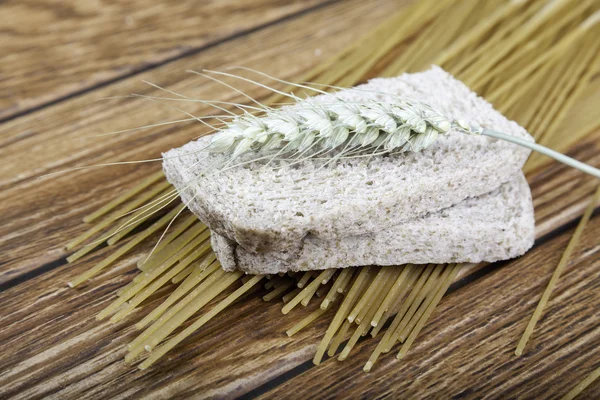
<box><xmin>1</xmin><ymin>0</ymin><xmax>599</xmax><ymax>399</ymax></box>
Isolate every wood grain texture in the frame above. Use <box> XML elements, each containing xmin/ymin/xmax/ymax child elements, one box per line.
<box><xmin>1</xmin><ymin>0</ymin><xmax>599</xmax><ymax>398</ymax></box>
<box><xmin>0</xmin><ymin>0</ymin><xmax>326</xmax><ymax>121</ymax></box>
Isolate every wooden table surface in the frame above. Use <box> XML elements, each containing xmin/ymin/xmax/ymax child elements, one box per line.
<box><xmin>1</xmin><ymin>1</ymin><xmax>599</xmax><ymax>399</ymax></box>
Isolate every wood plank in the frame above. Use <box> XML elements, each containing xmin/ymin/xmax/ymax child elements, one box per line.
<box><xmin>0</xmin><ymin>0</ymin><xmax>327</xmax><ymax>121</ymax></box>
<box><xmin>0</xmin><ymin>0</ymin><xmax>401</xmax><ymax>284</ymax></box>
<box><xmin>257</xmin><ymin>214</ymin><xmax>600</xmax><ymax>400</ymax></box>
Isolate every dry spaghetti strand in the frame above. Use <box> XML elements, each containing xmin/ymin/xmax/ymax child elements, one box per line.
<box><xmin>68</xmin><ymin>204</ymin><xmax>185</xmax><ymax>287</ymax></box>
<box><xmin>140</xmin><ymin>274</ymin><xmax>264</xmax><ymax>369</ymax></box>
<box><xmin>313</xmin><ymin>266</ymin><xmax>372</xmax><ymax>364</ymax></box>
<box><xmin>516</xmin><ymin>185</ymin><xmax>600</xmax><ymax>356</ymax></box>
<box><xmin>396</xmin><ymin>264</ymin><xmax>460</xmax><ymax>359</ymax></box>
<box><xmin>83</xmin><ymin>170</ymin><xmax>165</xmax><ymax>223</ymax></box>
<box><xmin>561</xmin><ymin>366</ymin><xmax>600</xmax><ymax>400</ymax></box>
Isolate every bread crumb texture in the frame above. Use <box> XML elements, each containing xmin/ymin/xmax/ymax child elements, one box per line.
<box><xmin>215</xmin><ymin>173</ymin><xmax>535</xmax><ymax>274</ymax></box>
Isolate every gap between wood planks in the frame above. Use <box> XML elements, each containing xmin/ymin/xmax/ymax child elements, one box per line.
<box><xmin>0</xmin><ymin>0</ymin><xmax>339</xmax><ymax>128</ymax></box>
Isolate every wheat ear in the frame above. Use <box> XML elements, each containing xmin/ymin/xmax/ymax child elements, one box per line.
<box><xmin>196</xmin><ymin>71</ymin><xmax>600</xmax><ymax>179</ymax></box>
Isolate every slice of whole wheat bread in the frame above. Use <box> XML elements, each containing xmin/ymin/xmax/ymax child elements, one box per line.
<box><xmin>212</xmin><ymin>172</ymin><xmax>535</xmax><ymax>274</ymax></box>
<box><xmin>162</xmin><ymin>67</ymin><xmax>533</xmax><ymax>258</ymax></box>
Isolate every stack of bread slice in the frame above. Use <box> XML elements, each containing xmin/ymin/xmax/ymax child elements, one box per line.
<box><xmin>163</xmin><ymin>67</ymin><xmax>536</xmax><ymax>274</ymax></box>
